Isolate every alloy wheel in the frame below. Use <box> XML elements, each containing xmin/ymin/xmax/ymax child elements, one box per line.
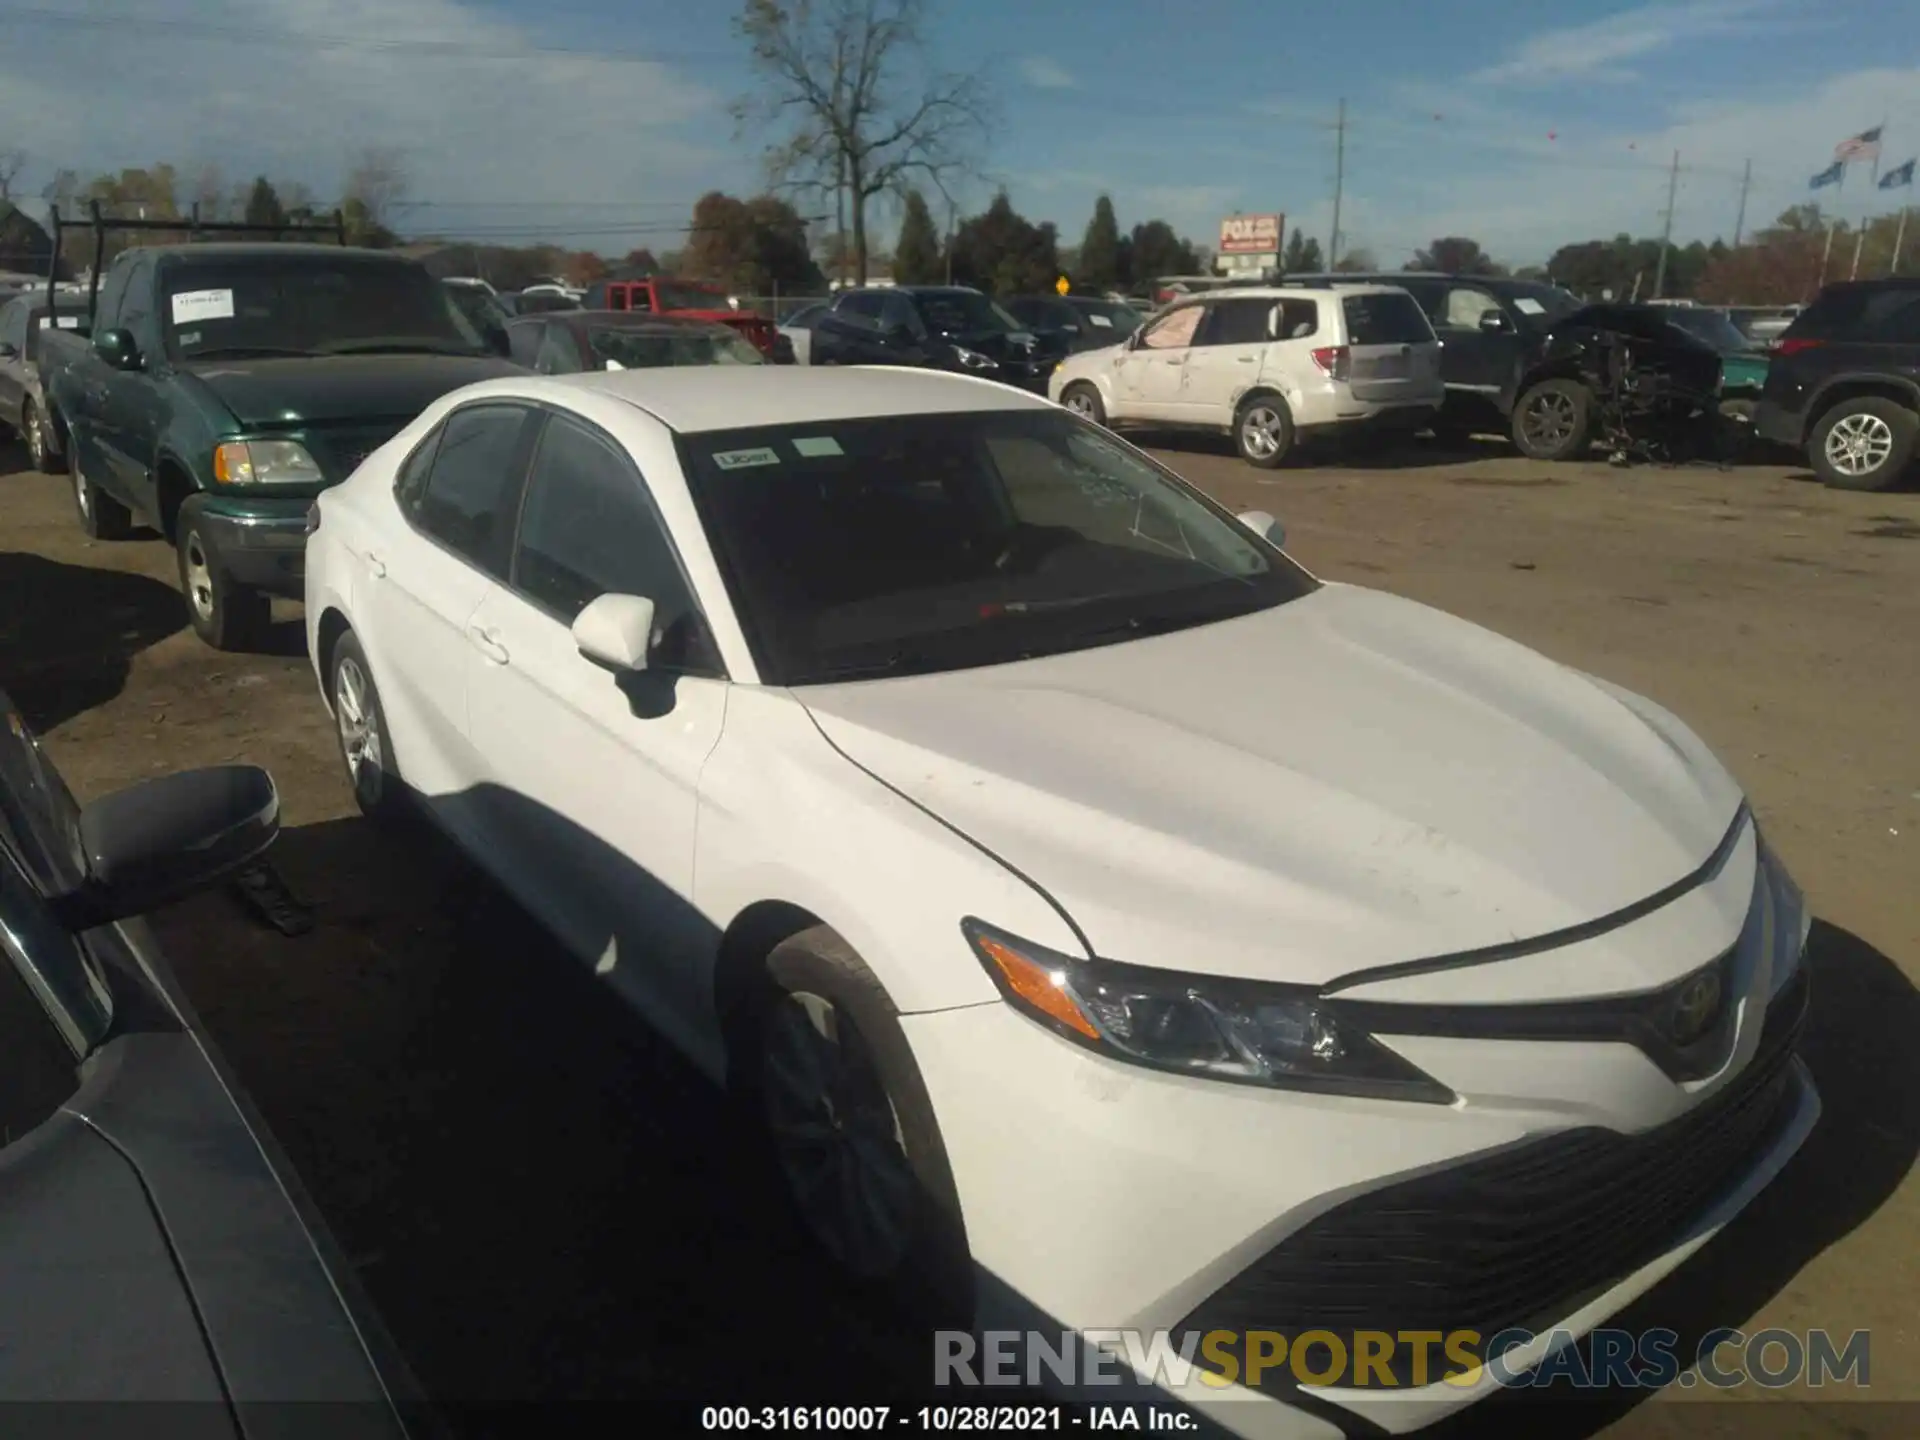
<box><xmin>1824</xmin><ymin>412</ymin><xmax>1894</xmax><ymax>477</ymax></box>
<box><xmin>762</xmin><ymin>990</ymin><xmax>917</xmax><ymax>1278</ymax></box>
<box><xmin>1522</xmin><ymin>391</ymin><xmax>1578</xmax><ymax>449</ymax></box>
<box><xmin>1064</xmin><ymin>390</ymin><xmax>1097</xmax><ymax>420</ymax></box>
<box><xmin>333</xmin><ymin>655</ymin><xmax>384</xmax><ymax>796</ymax></box>
<box><xmin>1241</xmin><ymin>405</ymin><xmax>1286</xmax><ymax>459</ymax></box>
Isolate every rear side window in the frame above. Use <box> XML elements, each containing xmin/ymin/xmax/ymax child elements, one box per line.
<box><xmin>1198</xmin><ymin>298</ymin><xmax>1272</xmax><ymax>347</ymax></box>
<box><xmin>407</xmin><ymin>404</ymin><xmax>535</xmax><ymax>576</ymax></box>
<box><xmin>1276</xmin><ymin>299</ymin><xmax>1319</xmax><ymax>340</ymax></box>
<box><xmin>1343</xmin><ymin>292</ymin><xmax>1435</xmax><ymax>345</ymax></box>
<box><xmin>1789</xmin><ymin>285</ymin><xmax>1920</xmax><ymax>342</ymax></box>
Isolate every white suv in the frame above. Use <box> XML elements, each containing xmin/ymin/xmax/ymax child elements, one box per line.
<box><xmin>1048</xmin><ymin>283</ymin><xmax>1444</xmax><ymax>467</ymax></box>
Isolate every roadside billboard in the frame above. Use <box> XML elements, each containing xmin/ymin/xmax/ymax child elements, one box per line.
<box><xmin>1218</xmin><ymin>213</ymin><xmax>1283</xmax><ymax>255</ymax></box>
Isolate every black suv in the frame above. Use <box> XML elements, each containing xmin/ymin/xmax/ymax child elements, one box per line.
<box><xmin>1754</xmin><ymin>279</ymin><xmax>1920</xmax><ymax>490</ymax></box>
<box><xmin>1001</xmin><ymin>294</ymin><xmax>1145</xmax><ymax>353</ymax></box>
<box><xmin>1280</xmin><ymin>272</ymin><xmax>1583</xmax><ymax>442</ymax></box>
<box><xmin>809</xmin><ymin>286</ymin><xmax>1064</xmax><ymax>391</ymax></box>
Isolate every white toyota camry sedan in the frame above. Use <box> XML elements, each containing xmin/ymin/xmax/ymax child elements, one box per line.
<box><xmin>304</xmin><ymin>366</ymin><xmax>1817</xmax><ymax>1437</ymax></box>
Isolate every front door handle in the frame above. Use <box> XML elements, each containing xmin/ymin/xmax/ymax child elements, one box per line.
<box><xmin>467</xmin><ymin>624</ymin><xmax>509</xmax><ymax>665</ymax></box>
<box><xmin>365</xmin><ymin>550</ymin><xmax>387</xmax><ymax>579</ymax></box>
<box><xmin>1236</xmin><ymin>356</ymin><xmax>1255</xmax><ymax>363</ymax></box>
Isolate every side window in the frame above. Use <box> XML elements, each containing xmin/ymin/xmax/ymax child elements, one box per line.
<box><xmin>510</xmin><ymin>417</ymin><xmax>715</xmax><ymax>672</ymax></box>
<box><xmin>393</xmin><ymin>426</ymin><xmax>444</xmax><ymax>514</ymax></box>
<box><xmin>92</xmin><ymin>254</ymin><xmax>136</xmax><ymax>332</ymax></box>
<box><xmin>534</xmin><ymin>327</ymin><xmax>580</xmax><ymax>374</ymax></box>
<box><xmin>409</xmin><ymin>404</ymin><xmax>534</xmax><ymax>577</ymax></box>
<box><xmin>1276</xmin><ymin>299</ymin><xmax>1319</xmax><ymax>339</ymax></box>
<box><xmin>507</xmin><ymin>321</ymin><xmax>544</xmax><ymax>367</ymax></box>
<box><xmin>836</xmin><ymin>292</ymin><xmax>885</xmax><ymax>328</ymax></box>
<box><xmin>1195</xmin><ymin>298</ymin><xmax>1272</xmax><ymax>347</ymax></box>
<box><xmin>1864</xmin><ymin>290</ymin><xmax>1920</xmax><ymax>342</ymax></box>
<box><xmin>629</xmin><ymin>286</ymin><xmax>655</xmax><ymax>313</ymax></box>
<box><xmin>1139</xmin><ymin>304</ymin><xmax>1204</xmax><ymax>350</ymax></box>
<box><xmin>116</xmin><ymin>256</ymin><xmax>156</xmax><ymax>350</ymax></box>
<box><xmin>880</xmin><ymin>293</ymin><xmax>921</xmax><ymax>334</ymax></box>
<box><xmin>0</xmin><ymin>300</ymin><xmax>24</xmax><ymax>350</ymax></box>
<box><xmin>1441</xmin><ymin>287</ymin><xmax>1502</xmax><ymax>329</ymax></box>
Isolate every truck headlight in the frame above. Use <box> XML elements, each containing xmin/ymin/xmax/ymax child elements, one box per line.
<box><xmin>213</xmin><ymin>439</ymin><xmax>324</xmax><ymax>485</ymax></box>
<box><xmin>963</xmin><ymin>919</ymin><xmax>1453</xmax><ymax>1103</ymax></box>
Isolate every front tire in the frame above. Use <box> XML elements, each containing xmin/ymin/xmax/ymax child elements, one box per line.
<box><xmin>25</xmin><ymin>401</ymin><xmax>61</xmax><ymax>475</ymax></box>
<box><xmin>1511</xmin><ymin>378</ymin><xmax>1593</xmax><ymax>461</ymax></box>
<box><xmin>1809</xmin><ymin>396</ymin><xmax>1918</xmax><ymax>491</ymax></box>
<box><xmin>731</xmin><ymin>926</ymin><xmax>972</xmax><ymax>1326</ymax></box>
<box><xmin>178</xmin><ymin>516</ymin><xmax>271</xmax><ymax>651</ymax></box>
<box><xmin>1234</xmin><ymin>393</ymin><xmax>1294</xmax><ymax>469</ymax></box>
<box><xmin>71</xmin><ymin>444</ymin><xmax>133</xmax><ymax>538</ymax></box>
<box><xmin>328</xmin><ymin>631</ymin><xmax>406</xmax><ymax>820</ymax></box>
<box><xmin>1060</xmin><ymin>381</ymin><xmax>1107</xmax><ymax>426</ymax></box>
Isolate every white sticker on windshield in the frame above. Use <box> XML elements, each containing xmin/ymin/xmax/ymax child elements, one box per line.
<box><xmin>713</xmin><ymin>446</ymin><xmax>781</xmax><ymax>470</ymax></box>
<box><xmin>1513</xmin><ymin>298</ymin><xmax>1545</xmax><ymax>316</ymax></box>
<box><xmin>1087</xmin><ymin>313</ymin><xmax>1113</xmax><ymax>328</ymax></box>
<box><xmin>792</xmin><ymin>436</ymin><xmax>843</xmax><ymax>457</ymax></box>
<box><xmin>171</xmin><ymin>288</ymin><xmax>235</xmax><ymax>323</ymax></box>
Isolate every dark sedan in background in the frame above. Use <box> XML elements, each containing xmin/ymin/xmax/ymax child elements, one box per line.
<box><xmin>0</xmin><ymin>290</ymin><xmax>90</xmax><ymax>473</ymax></box>
<box><xmin>0</xmin><ymin>688</ymin><xmax>422</xmax><ymax>1434</ymax></box>
<box><xmin>505</xmin><ymin>309</ymin><xmax>784</xmax><ymax>374</ymax></box>
<box><xmin>808</xmin><ymin>285</ymin><xmax>1064</xmax><ymax>391</ymax></box>
<box><xmin>1002</xmin><ymin>293</ymin><xmax>1144</xmax><ymax>354</ymax></box>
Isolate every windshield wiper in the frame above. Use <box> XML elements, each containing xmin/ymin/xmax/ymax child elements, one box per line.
<box><xmin>801</xmin><ymin>649</ymin><xmax>943</xmax><ymax>683</ymax></box>
<box><xmin>183</xmin><ymin>345</ymin><xmax>320</xmax><ymax>359</ymax></box>
<box><xmin>320</xmin><ymin>341</ymin><xmax>483</xmax><ymax>357</ymax></box>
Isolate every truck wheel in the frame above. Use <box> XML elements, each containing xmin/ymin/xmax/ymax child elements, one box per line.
<box><xmin>1809</xmin><ymin>396</ymin><xmax>1918</xmax><ymax>492</ymax></box>
<box><xmin>728</xmin><ymin>926</ymin><xmax>972</xmax><ymax>1327</ymax></box>
<box><xmin>25</xmin><ymin>401</ymin><xmax>61</xmax><ymax>475</ymax></box>
<box><xmin>1511</xmin><ymin>379</ymin><xmax>1593</xmax><ymax>461</ymax></box>
<box><xmin>178</xmin><ymin>518</ymin><xmax>271</xmax><ymax>651</ymax></box>
<box><xmin>71</xmin><ymin>445</ymin><xmax>133</xmax><ymax>539</ymax></box>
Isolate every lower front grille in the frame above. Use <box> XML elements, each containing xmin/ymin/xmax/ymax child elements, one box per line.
<box><xmin>1178</xmin><ymin>967</ymin><xmax>1809</xmax><ymax>1389</ymax></box>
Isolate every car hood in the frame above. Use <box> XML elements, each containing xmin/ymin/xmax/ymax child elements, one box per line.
<box><xmin>800</xmin><ymin>584</ymin><xmax>1745</xmax><ymax>986</ymax></box>
<box><xmin>181</xmin><ymin>353</ymin><xmax>523</xmax><ymax>427</ymax></box>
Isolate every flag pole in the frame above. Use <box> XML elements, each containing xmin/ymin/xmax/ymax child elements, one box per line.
<box><xmin>1895</xmin><ymin>205</ymin><xmax>1910</xmax><ymax>276</ymax></box>
<box><xmin>1821</xmin><ymin>166</ymin><xmax>1844</xmax><ymax>285</ymax></box>
<box><xmin>1853</xmin><ymin>121</ymin><xmax>1885</xmax><ymax>280</ymax></box>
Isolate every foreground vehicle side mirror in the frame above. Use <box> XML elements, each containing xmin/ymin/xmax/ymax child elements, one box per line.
<box><xmin>93</xmin><ymin>327</ymin><xmax>143</xmax><ymax>371</ymax></box>
<box><xmin>1237</xmin><ymin>509</ymin><xmax>1285</xmax><ymax>547</ymax></box>
<box><xmin>50</xmin><ymin>766</ymin><xmax>279</xmax><ymax>930</ymax></box>
<box><xmin>573</xmin><ymin>592</ymin><xmax>656</xmax><ymax>672</ymax></box>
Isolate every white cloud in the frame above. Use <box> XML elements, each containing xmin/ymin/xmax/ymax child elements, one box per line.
<box><xmin>0</xmin><ymin>0</ymin><xmax>740</xmax><ymax>251</ymax></box>
<box><xmin>1017</xmin><ymin>56</ymin><xmax>1077</xmax><ymax>91</ymax></box>
<box><xmin>1470</xmin><ymin>0</ymin><xmax>1778</xmax><ymax>88</ymax></box>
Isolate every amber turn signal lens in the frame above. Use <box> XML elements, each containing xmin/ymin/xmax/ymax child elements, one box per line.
<box><xmin>973</xmin><ymin>933</ymin><xmax>1101</xmax><ymax>1040</ymax></box>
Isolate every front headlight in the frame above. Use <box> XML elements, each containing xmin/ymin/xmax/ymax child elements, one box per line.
<box><xmin>963</xmin><ymin>920</ymin><xmax>1453</xmax><ymax>1103</ymax></box>
<box><xmin>213</xmin><ymin>439</ymin><xmax>324</xmax><ymax>485</ymax></box>
<box><xmin>953</xmin><ymin>347</ymin><xmax>997</xmax><ymax>371</ymax></box>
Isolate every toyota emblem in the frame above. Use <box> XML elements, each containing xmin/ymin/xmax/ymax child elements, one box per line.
<box><xmin>1667</xmin><ymin>970</ymin><xmax>1724</xmax><ymax>1045</ymax></box>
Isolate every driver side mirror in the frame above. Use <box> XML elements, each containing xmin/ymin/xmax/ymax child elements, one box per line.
<box><xmin>573</xmin><ymin>592</ymin><xmax>656</xmax><ymax>672</ymax></box>
<box><xmin>1237</xmin><ymin>509</ymin><xmax>1286</xmax><ymax>547</ymax></box>
<box><xmin>93</xmin><ymin>327</ymin><xmax>143</xmax><ymax>370</ymax></box>
<box><xmin>49</xmin><ymin>765</ymin><xmax>280</xmax><ymax>930</ymax></box>
<box><xmin>1477</xmin><ymin>310</ymin><xmax>1513</xmax><ymax>335</ymax></box>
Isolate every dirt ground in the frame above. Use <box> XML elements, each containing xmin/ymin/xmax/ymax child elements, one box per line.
<box><xmin>2</xmin><ymin>428</ymin><xmax>1916</xmax><ymax>1438</ymax></box>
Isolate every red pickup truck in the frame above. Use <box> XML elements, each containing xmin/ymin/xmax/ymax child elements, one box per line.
<box><xmin>582</xmin><ymin>278</ymin><xmax>781</xmax><ymax>357</ymax></box>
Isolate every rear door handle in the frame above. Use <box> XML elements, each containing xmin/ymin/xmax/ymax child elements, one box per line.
<box><xmin>365</xmin><ymin>550</ymin><xmax>387</xmax><ymax>579</ymax></box>
<box><xmin>467</xmin><ymin>624</ymin><xmax>509</xmax><ymax>665</ymax></box>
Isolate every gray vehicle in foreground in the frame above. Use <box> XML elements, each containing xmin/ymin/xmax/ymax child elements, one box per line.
<box><xmin>0</xmin><ymin>291</ymin><xmax>89</xmax><ymax>473</ymax></box>
<box><xmin>0</xmin><ymin>687</ymin><xmax>420</xmax><ymax>1434</ymax></box>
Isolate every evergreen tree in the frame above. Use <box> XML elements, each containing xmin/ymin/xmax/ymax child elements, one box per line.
<box><xmin>893</xmin><ymin>189</ymin><xmax>944</xmax><ymax>284</ymax></box>
<box><xmin>244</xmin><ymin>176</ymin><xmax>286</xmax><ymax>231</ymax></box>
<box><xmin>1078</xmin><ymin>195</ymin><xmax>1122</xmax><ymax>290</ymax></box>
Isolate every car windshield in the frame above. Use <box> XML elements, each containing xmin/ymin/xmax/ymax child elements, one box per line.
<box><xmin>914</xmin><ymin>290</ymin><xmax>1020</xmax><ymax>334</ymax></box>
<box><xmin>590</xmin><ymin>326</ymin><xmax>763</xmax><ymax>368</ymax></box>
<box><xmin>678</xmin><ymin>409</ymin><xmax>1317</xmax><ymax>685</ymax></box>
<box><xmin>444</xmin><ymin>284</ymin><xmax>506</xmax><ymax>333</ymax></box>
<box><xmin>1071</xmin><ymin>299</ymin><xmax>1143</xmax><ymax>336</ymax></box>
<box><xmin>1662</xmin><ymin>307</ymin><xmax>1754</xmax><ymax>352</ymax></box>
<box><xmin>1505</xmin><ymin>282</ymin><xmax>1582</xmax><ymax>326</ymax></box>
<box><xmin>655</xmin><ymin>282</ymin><xmax>729</xmax><ymax>311</ymax></box>
<box><xmin>162</xmin><ymin>257</ymin><xmax>488</xmax><ymax>360</ymax></box>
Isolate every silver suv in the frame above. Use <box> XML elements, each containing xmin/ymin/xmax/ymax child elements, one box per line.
<box><xmin>1048</xmin><ymin>283</ymin><xmax>1444</xmax><ymax>467</ymax></box>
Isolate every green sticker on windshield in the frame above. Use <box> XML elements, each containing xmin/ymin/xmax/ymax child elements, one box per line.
<box><xmin>792</xmin><ymin>436</ymin><xmax>843</xmax><ymax>457</ymax></box>
<box><xmin>713</xmin><ymin>447</ymin><xmax>781</xmax><ymax>470</ymax></box>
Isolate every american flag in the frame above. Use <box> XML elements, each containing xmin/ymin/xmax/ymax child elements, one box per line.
<box><xmin>1835</xmin><ymin>126</ymin><xmax>1883</xmax><ymax>162</ymax></box>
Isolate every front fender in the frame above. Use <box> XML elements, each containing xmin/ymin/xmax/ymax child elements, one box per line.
<box><xmin>695</xmin><ymin>687</ymin><xmax>1083</xmax><ymax>1018</ymax></box>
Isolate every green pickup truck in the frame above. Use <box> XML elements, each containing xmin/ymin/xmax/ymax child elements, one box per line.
<box><xmin>39</xmin><ymin>239</ymin><xmax>522</xmax><ymax>649</ymax></box>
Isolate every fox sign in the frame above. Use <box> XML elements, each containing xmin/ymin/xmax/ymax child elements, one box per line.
<box><xmin>1218</xmin><ymin>213</ymin><xmax>1283</xmax><ymax>255</ymax></box>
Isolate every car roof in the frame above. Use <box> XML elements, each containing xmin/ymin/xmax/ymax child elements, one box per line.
<box><xmin>155</xmin><ymin>243</ymin><xmax>398</xmax><ymax>263</ymax></box>
<box><xmin>500</xmin><ymin>365</ymin><xmax>1056</xmax><ymax>434</ymax></box>
<box><xmin>524</xmin><ymin>308</ymin><xmax>735</xmax><ymax>333</ymax></box>
<box><xmin>1177</xmin><ymin>283</ymin><xmax>1405</xmax><ymax>300</ymax></box>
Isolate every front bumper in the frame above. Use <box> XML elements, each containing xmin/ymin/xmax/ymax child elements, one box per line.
<box><xmin>904</xmin><ymin>825</ymin><xmax>1816</xmax><ymax>1438</ymax></box>
<box><xmin>1299</xmin><ymin>401</ymin><xmax>1440</xmax><ymax>437</ymax></box>
<box><xmin>179</xmin><ymin>493</ymin><xmax>311</xmax><ymax>599</ymax></box>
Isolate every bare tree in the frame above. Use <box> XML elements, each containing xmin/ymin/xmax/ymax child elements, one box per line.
<box><xmin>342</xmin><ymin>146</ymin><xmax>409</xmax><ymax>230</ymax></box>
<box><xmin>732</xmin><ymin>0</ymin><xmax>990</xmax><ymax>284</ymax></box>
<box><xmin>0</xmin><ymin>148</ymin><xmax>26</xmax><ymax>204</ymax></box>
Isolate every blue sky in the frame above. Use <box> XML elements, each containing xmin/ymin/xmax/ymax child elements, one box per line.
<box><xmin>2</xmin><ymin>0</ymin><xmax>1917</xmax><ymax>267</ymax></box>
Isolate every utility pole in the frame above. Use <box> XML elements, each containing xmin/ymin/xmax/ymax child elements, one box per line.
<box><xmin>1732</xmin><ymin>158</ymin><xmax>1752</xmax><ymax>247</ymax></box>
<box><xmin>1893</xmin><ymin>206</ymin><xmax>1910</xmax><ymax>276</ymax></box>
<box><xmin>835</xmin><ymin>153</ymin><xmax>847</xmax><ymax>289</ymax></box>
<box><xmin>1652</xmin><ymin>149</ymin><xmax>1680</xmax><ymax>298</ymax></box>
<box><xmin>1328</xmin><ymin>98</ymin><xmax>1346</xmax><ymax>271</ymax></box>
